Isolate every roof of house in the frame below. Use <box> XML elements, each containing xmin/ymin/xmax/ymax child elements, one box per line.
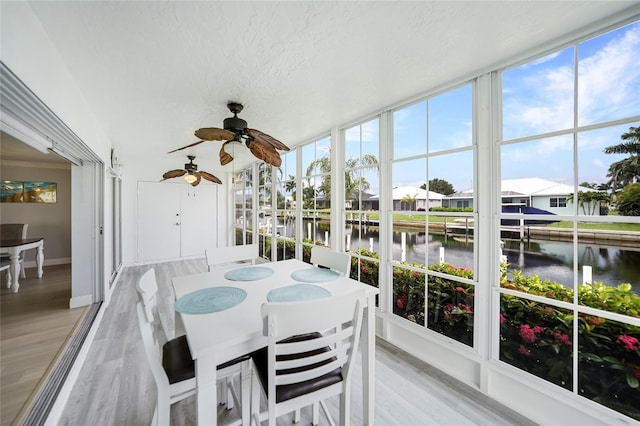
<box><xmin>444</xmin><ymin>178</ymin><xmax>599</xmax><ymax>199</ymax></box>
<box><xmin>369</xmin><ymin>186</ymin><xmax>445</xmax><ymax>200</ymax></box>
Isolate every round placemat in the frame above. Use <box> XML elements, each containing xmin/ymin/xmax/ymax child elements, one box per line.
<box><xmin>290</xmin><ymin>267</ymin><xmax>340</xmax><ymax>283</ymax></box>
<box><xmin>224</xmin><ymin>266</ymin><xmax>274</xmax><ymax>281</ymax></box>
<box><xmin>175</xmin><ymin>286</ymin><xmax>247</xmax><ymax>315</ymax></box>
<box><xmin>267</xmin><ymin>284</ymin><xmax>331</xmax><ymax>302</ymax></box>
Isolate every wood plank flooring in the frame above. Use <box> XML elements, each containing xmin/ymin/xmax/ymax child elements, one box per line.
<box><xmin>58</xmin><ymin>259</ymin><xmax>537</xmax><ymax>425</ymax></box>
<box><xmin>1</xmin><ymin>264</ymin><xmax>85</xmax><ymax>426</ymax></box>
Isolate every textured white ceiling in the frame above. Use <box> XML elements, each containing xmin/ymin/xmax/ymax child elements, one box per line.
<box><xmin>10</xmin><ymin>1</ymin><xmax>639</xmax><ymax>172</ymax></box>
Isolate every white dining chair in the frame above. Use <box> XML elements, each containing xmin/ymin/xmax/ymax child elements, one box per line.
<box><xmin>0</xmin><ymin>259</ymin><xmax>11</xmax><ymax>289</ymax></box>
<box><xmin>136</xmin><ymin>268</ymin><xmax>252</xmax><ymax>425</ymax></box>
<box><xmin>205</xmin><ymin>243</ymin><xmax>259</xmax><ymax>272</ymax></box>
<box><xmin>250</xmin><ymin>290</ymin><xmax>366</xmax><ymax>426</ymax></box>
<box><xmin>310</xmin><ymin>245</ymin><xmax>351</xmax><ymax>277</ymax></box>
<box><xmin>0</xmin><ymin>223</ymin><xmax>29</xmax><ymax>278</ymax></box>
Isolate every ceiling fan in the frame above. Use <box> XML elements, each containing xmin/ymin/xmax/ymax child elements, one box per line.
<box><xmin>161</xmin><ymin>155</ymin><xmax>222</xmax><ymax>186</ymax></box>
<box><xmin>167</xmin><ymin>102</ymin><xmax>290</xmax><ymax>167</ymax></box>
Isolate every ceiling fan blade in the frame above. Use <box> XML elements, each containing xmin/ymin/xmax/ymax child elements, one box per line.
<box><xmin>167</xmin><ymin>140</ymin><xmax>206</xmax><ymax>154</ymax></box>
<box><xmin>248</xmin><ymin>140</ymin><xmax>282</xmax><ymax>168</ymax></box>
<box><xmin>219</xmin><ymin>142</ymin><xmax>234</xmax><ymax>166</ymax></box>
<box><xmin>195</xmin><ymin>127</ymin><xmax>235</xmax><ymax>141</ymax></box>
<box><xmin>246</xmin><ymin>128</ymin><xmax>290</xmax><ymax>151</ymax></box>
<box><xmin>200</xmin><ymin>170</ymin><xmax>222</xmax><ymax>184</ymax></box>
<box><xmin>161</xmin><ymin>169</ymin><xmax>187</xmax><ymax>180</ymax></box>
<box><xmin>190</xmin><ymin>172</ymin><xmax>202</xmax><ymax>186</ymax></box>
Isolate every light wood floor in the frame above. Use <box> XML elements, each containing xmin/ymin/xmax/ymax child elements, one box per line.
<box><xmin>58</xmin><ymin>259</ymin><xmax>537</xmax><ymax>425</ymax></box>
<box><xmin>1</xmin><ymin>264</ymin><xmax>86</xmax><ymax>426</ymax></box>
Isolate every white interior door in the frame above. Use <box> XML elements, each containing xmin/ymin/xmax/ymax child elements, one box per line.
<box><xmin>180</xmin><ymin>184</ymin><xmax>217</xmax><ymax>257</ymax></box>
<box><xmin>137</xmin><ymin>181</ymin><xmax>181</xmax><ymax>262</ymax></box>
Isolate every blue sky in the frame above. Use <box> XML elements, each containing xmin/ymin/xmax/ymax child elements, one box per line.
<box><xmin>345</xmin><ymin>20</ymin><xmax>640</xmax><ymax>195</ymax></box>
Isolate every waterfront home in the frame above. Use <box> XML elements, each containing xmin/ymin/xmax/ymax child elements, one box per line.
<box><xmin>364</xmin><ymin>186</ymin><xmax>444</xmax><ymax>211</ymax></box>
<box><xmin>442</xmin><ymin>177</ymin><xmax>604</xmax><ymax>215</ymax></box>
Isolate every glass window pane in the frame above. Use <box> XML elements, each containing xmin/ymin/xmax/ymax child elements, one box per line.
<box><xmin>501</xmin><ymin>137</ymin><xmax>575</xmax><ymax>216</ymax></box>
<box><xmin>392</xmin><ymin>220</ymin><xmax>426</xmax><ymax>265</ymax></box>
<box><xmin>579</xmin><ymin>317</ymin><xmax>640</xmax><ymax>419</ymax></box>
<box><xmin>578</xmin><ymin>124</ymin><xmax>633</xmax><ymax>195</ymax></box>
<box><xmin>429</xmin><ymin>217</ymin><xmax>474</xmax><ymax>269</ymax></box>
<box><xmin>577</xmin><ymin>220</ymin><xmax>640</xmax><ymax>313</ymax></box>
<box><xmin>429</xmin><ymin>84</ymin><xmax>473</xmax><ymax>152</ymax></box>
<box><xmin>500</xmin><ymin>295</ymin><xmax>573</xmax><ymax>390</ymax></box>
<box><xmin>578</xmin><ymin>22</ymin><xmax>640</xmax><ymax>127</ymax></box>
<box><xmin>500</xmin><ymin>238</ymin><xmax>576</xmax><ymax>302</ymax></box>
<box><xmin>502</xmin><ymin>47</ymin><xmax>575</xmax><ymax>140</ymax></box>
<box><xmin>431</xmin><ymin>151</ymin><xmax>473</xmax><ymax>205</ymax></box>
<box><xmin>393</xmin><ymin>158</ymin><xmax>427</xmax><ymax>201</ymax></box>
<box><xmin>427</xmin><ymin>271</ymin><xmax>474</xmax><ymax>346</ymax></box>
<box><xmin>393</xmin><ymin>265</ymin><xmax>425</xmax><ymax>326</ymax></box>
<box><xmin>347</xmin><ymin>220</ymin><xmax>380</xmax><ymax>257</ymax></box>
<box><xmin>394</xmin><ymin>101</ymin><xmax>427</xmax><ymax>159</ymax></box>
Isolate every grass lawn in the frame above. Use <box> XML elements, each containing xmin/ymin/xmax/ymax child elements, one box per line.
<box><xmin>546</xmin><ymin>221</ymin><xmax>640</xmax><ymax>232</ymax></box>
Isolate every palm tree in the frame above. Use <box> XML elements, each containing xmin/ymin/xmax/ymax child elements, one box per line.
<box><xmin>400</xmin><ymin>193</ymin><xmax>418</xmax><ymax>211</ymax></box>
<box><xmin>566</xmin><ymin>191</ymin><xmax>611</xmax><ymax>215</ymax></box>
<box><xmin>305</xmin><ymin>154</ymin><xmax>379</xmax><ymax>208</ymax></box>
<box><xmin>604</xmin><ymin>126</ymin><xmax>640</xmax><ymax>191</ymax></box>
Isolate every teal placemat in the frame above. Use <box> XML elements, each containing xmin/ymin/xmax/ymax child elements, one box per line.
<box><xmin>224</xmin><ymin>266</ymin><xmax>274</xmax><ymax>281</ymax></box>
<box><xmin>175</xmin><ymin>286</ymin><xmax>247</xmax><ymax>315</ymax></box>
<box><xmin>291</xmin><ymin>267</ymin><xmax>340</xmax><ymax>283</ymax></box>
<box><xmin>267</xmin><ymin>284</ymin><xmax>331</xmax><ymax>302</ymax></box>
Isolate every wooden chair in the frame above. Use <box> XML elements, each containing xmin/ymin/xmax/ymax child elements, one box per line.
<box><xmin>250</xmin><ymin>290</ymin><xmax>366</xmax><ymax>426</ymax></box>
<box><xmin>136</xmin><ymin>268</ymin><xmax>251</xmax><ymax>425</ymax></box>
<box><xmin>205</xmin><ymin>244</ymin><xmax>259</xmax><ymax>272</ymax></box>
<box><xmin>0</xmin><ymin>223</ymin><xmax>29</xmax><ymax>278</ymax></box>
<box><xmin>310</xmin><ymin>245</ymin><xmax>351</xmax><ymax>277</ymax></box>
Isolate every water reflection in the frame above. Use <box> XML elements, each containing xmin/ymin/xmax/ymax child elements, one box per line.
<box><xmin>277</xmin><ymin>220</ymin><xmax>639</xmax><ymax>293</ymax></box>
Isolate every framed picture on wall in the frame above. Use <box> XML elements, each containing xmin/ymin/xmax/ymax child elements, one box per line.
<box><xmin>0</xmin><ymin>181</ymin><xmax>24</xmax><ymax>202</ymax></box>
<box><xmin>0</xmin><ymin>181</ymin><xmax>57</xmax><ymax>203</ymax></box>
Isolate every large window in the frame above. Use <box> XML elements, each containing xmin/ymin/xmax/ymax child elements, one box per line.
<box><xmin>390</xmin><ymin>83</ymin><xmax>476</xmax><ymax>345</ymax></box>
<box><xmin>229</xmin><ymin>17</ymin><xmax>640</xmax><ymax>424</ymax></box>
<box><xmin>344</xmin><ymin>119</ymin><xmax>381</xmax><ymax>290</ymax></box>
<box><xmin>300</xmin><ymin>136</ymin><xmax>332</xmax><ymax>261</ymax></box>
<box><xmin>233</xmin><ymin>167</ymin><xmax>254</xmax><ymax>246</ymax></box>
<box><xmin>499</xmin><ymin>21</ymin><xmax>640</xmax><ymax>420</ymax></box>
<box><xmin>274</xmin><ymin>150</ymin><xmax>297</xmax><ymax>260</ymax></box>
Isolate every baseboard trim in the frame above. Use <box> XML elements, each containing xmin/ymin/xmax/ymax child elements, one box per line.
<box><xmin>69</xmin><ymin>294</ymin><xmax>92</xmax><ymax>309</ymax></box>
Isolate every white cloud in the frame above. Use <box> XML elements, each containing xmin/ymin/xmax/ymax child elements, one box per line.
<box><xmin>503</xmin><ymin>23</ymin><xmax>640</xmax><ymax>139</ymax></box>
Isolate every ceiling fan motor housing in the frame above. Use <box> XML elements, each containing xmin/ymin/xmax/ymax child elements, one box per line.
<box><xmin>223</xmin><ymin>115</ymin><xmax>247</xmax><ymax>132</ymax></box>
<box><xmin>224</xmin><ymin>102</ymin><xmax>248</xmax><ymax>132</ymax></box>
<box><xmin>185</xmin><ymin>155</ymin><xmax>197</xmax><ymax>172</ymax></box>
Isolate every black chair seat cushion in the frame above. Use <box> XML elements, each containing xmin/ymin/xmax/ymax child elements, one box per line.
<box><xmin>251</xmin><ymin>332</ymin><xmax>343</xmax><ymax>403</ymax></box>
<box><xmin>162</xmin><ymin>335</ymin><xmax>251</xmax><ymax>384</ymax></box>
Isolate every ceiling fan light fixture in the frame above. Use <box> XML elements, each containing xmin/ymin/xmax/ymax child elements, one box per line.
<box><xmin>184</xmin><ymin>173</ymin><xmax>198</xmax><ymax>184</ymax></box>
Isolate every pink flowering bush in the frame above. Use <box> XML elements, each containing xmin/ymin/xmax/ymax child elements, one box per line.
<box><xmin>502</xmin><ymin>274</ymin><xmax>640</xmax><ymax>421</ymax></box>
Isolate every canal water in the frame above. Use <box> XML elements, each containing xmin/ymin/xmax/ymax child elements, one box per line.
<box><xmin>277</xmin><ymin>220</ymin><xmax>640</xmax><ymax>293</ymax></box>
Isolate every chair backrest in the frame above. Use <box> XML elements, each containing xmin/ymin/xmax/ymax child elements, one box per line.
<box><xmin>310</xmin><ymin>246</ymin><xmax>351</xmax><ymax>276</ymax></box>
<box><xmin>136</xmin><ymin>301</ymin><xmax>171</xmax><ymax>390</ymax></box>
<box><xmin>0</xmin><ymin>223</ymin><xmax>28</xmax><ymax>240</ymax></box>
<box><xmin>260</xmin><ymin>290</ymin><xmax>365</xmax><ymax>401</ymax></box>
<box><xmin>205</xmin><ymin>243</ymin><xmax>259</xmax><ymax>272</ymax></box>
<box><xmin>136</xmin><ymin>268</ymin><xmax>159</xmax><ymax>323</ymax></box>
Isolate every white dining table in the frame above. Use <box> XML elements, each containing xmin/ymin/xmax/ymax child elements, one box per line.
<box><xmin>0</xmin><ymin>237</ymin><xmax>44</xmax><ymax>293</ymax></box>
<box><xmin>172</xmin><ymin>258</ymin><xmax>379</xmax><ymax>426</ymax></box>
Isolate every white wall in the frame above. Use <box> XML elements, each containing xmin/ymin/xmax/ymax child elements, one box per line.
<box><xmin>1</xmin><ymin>3</ymin><xmax>114</xmax><ymax>304</ymax></box>
<box><xmin>120</xmin><ymin>155</ymin><xmax>230</xmax><ymax>265</ymax></box>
